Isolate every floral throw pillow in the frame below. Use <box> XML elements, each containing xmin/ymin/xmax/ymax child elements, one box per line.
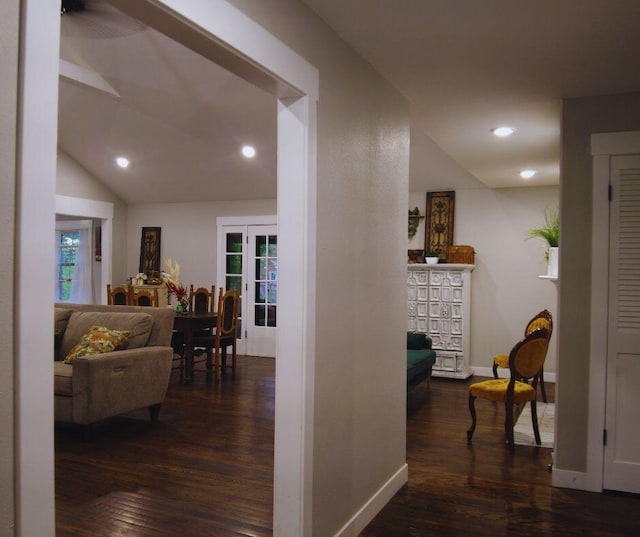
<box><xmin>64</xmin><ymin>325</ymin><xmax>131</xmax><ymax>364</ymax></box>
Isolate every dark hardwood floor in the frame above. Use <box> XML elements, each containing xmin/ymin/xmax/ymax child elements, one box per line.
<box><xmin>55</xmin><ymin>358</ymin><xmax>640</xmax><ymax>536</ymax></box>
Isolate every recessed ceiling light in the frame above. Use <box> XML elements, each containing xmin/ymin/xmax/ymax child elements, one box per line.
<box><xmin>492</xmin><ymin>126</ymin><xmax>515</xmax><ymax>137</ymax></box>
<box><xmin>116</xmin><ymin>156</ymin><xmax>129</xmax><ymax>168</ymax></box>
<box><xmin>520</xmin><ymin>169</ymin><xmax>536</xmax><ymax>179</ymax></box>
<box><xmin>241</xmin><ymin>145</ymin><xmax>256</xmax><ymax>158</ymax></box>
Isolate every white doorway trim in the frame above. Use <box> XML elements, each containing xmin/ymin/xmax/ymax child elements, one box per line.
<box><xmin>18</xmin><ymin>1</ymin><xmax>318</xmax><ymax>536</ymax></box>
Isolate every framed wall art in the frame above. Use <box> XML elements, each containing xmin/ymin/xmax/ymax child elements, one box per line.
<box><xmin>139</xmin><ymin>226</ymin><xmax>162</xmax><ymax>277</ymax></box>
<box><xmin>424</xmin><ymin>191</ymin><xmax>455</xmax><ymax>259</ymax></box>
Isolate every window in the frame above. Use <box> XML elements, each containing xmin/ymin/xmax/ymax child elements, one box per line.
<box><xmin>56</xmin><ymin>229</ymin><xmax>80</xmax><ymax>301</ymax></box>
<box><xmin>55</xmin><ymin>220</ymin><xmax>93</xmax><ymax>303</ymax></box>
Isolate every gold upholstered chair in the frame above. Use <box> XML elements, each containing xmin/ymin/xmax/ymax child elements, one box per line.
<box><xmin>492</xmin><ymin>309</ymin><xmax>553</xmax><ymax>402</ymax></box>
<box><xmin>467</xmin><ymin>327</ymin><xmax>551</xmax><ymax>451</ymax></box>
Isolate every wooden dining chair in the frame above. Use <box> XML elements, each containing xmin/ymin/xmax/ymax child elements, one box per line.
<box><xmin>193</xmin><ymin>288</ymin><xmax>239</xmax><ymax>380</ymax></box>
<box><xmin>492</xmin><ymin>309</ymin><xmax>553</xmax><ymax>402</ymax></box>
<box><xmin>130</xmin><ymin>287</ymin><xmax>159</xmax><ymax>307</ymax></box>
<box><xmin>468</xmin><ymin>327</ymin><xmax>551</xmax><ymax>451</ymax></box>
<box><xmin>189</xmin><ymin>285</ymin><xmax>217</xmax><ymax>314</ymax></box>
<box><xmin>107</xmin><ymin>284</ymin><xmax>131</xmax><ymax>305</ymax></box>
<box><xmin>187</xmin><ymin>285</ymin><xmax>217</xmax><ymax>370</ymax></box>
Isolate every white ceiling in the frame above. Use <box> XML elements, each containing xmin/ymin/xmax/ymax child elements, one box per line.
<box><xmin>58</xmin><ymin>1</ymin><xmax>640</xmax><ymax>204</ymax></box>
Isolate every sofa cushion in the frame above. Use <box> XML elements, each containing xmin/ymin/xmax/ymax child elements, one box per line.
<box><xmin>407</xmin><ymin>331</ymin><xmax>427</xmax><ymax>350</ymax></box>
<box><xmin>54</xmin><ymin>308</ymin><xmax>73</xmax><ymax>361</ymax></box>
<box><xmin>60</xmin><ymin>311</ymin><xmax>154</xmax><ymax>359</ymax></box>
<box><xmin>55</xmin><ymin>307</ymin><xmax>72</xmax><ymax>334</ymax></box>
<box><xmin>54</xmin><ymin>361</ymin><xmax>73</xmax><ymax>396</ymax></box>
<box><xmin>64</xmin><ymin>325</ymin><xmax>131</xmax><ymax>364</ymax></box>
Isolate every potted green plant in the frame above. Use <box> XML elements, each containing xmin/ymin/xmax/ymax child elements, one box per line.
<box><xmin>425</xmin><ymin>251</ymin><xmax>439</xmax><ymax>265</ymax></box>
<box><xmin>527</xmin><ymin>207</ymin><xmax>559</xmax><ymax>277</ymax></box>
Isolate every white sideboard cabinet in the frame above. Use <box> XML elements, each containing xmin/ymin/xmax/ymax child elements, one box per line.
<box><xmin>407</xmin><ymin>264</ymin><xmax>474</xmax><ymax>379</ymax></box>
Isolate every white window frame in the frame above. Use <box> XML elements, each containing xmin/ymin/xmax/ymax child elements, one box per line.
<box><xmin>55</xmin><ymin>219</ymin><xmax>92</xmax><ymax>302</ymax></box>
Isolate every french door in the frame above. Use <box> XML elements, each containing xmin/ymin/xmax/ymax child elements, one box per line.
<box><xmin>246</xmin><ymin>225</ymin><xmax>278</xmax><ymax>357</ymax></box>
<box><xmin>217</xmin><ymin>217</ymin><xmax>277</xmax><ymax>357</ymax></box>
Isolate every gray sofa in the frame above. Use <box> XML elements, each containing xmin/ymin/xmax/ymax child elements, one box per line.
<box><xmin>54</xmin><ymin>303</ymin><xmax>175</xmax><ymax>426</ymax></box>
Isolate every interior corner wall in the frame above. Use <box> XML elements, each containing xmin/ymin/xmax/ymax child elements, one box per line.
<box><xmin>409</xmin><ymin>186</ymin><xmax>559</xmax><ymax>374</ymax></box>
<box><xmin>56</xmin><ymin>151</ymin><xmax>128</xmax><ymax>285</ymax></box>
<box><xmin>125</xmin><ymin>200</ymin><xmax>276</xmax><ymax>286</ymax></box>
<box><xmin>227</xmin><ymin>2</ymin><xmax>409</xmax><ymax>535</ymax></box>
<box><xmin>558</xmin><ymin>91</ymin><xmax>640</xmax><ymax>473</ymax></box>
<box><xmin>0</xmin><ymin>0</ymin><xmax>19</xmax><ymax>533</ymax></box>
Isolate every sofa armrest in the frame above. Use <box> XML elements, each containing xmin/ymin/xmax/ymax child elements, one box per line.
<box><xmin>70</xmin><ymin>346</ymin><xmax>173</xmax><ymax>424</ymax></box>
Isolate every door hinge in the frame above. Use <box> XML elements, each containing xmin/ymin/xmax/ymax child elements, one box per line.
<box><xmin>608</xmin><ymin>184</ymin><xmax>612</xmax><ymax>201</ymax></box>
<box><xmin>603</xmin><ymin>429</ymin><xmax>607</xmax><ymax>446</ymax></box>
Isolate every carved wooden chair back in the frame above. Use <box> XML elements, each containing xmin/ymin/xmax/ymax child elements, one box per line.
<box><xmin>107</xmin><ymin>284</ymin><xmax>130</xmax><ymax>305</ymax></box>
<box><xmin>189</xmin><ymin>285</ymin><xmax>216</xmax><ymax>313</ymax></box>
<box><xmin>131</xmin><ymin>287</ymin><xmax>159</xmax><ymax>307</ymax></box>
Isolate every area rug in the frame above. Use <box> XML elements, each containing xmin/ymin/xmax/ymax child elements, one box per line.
<box><xmin>513</xmin><ymin>403</ymin><xmax>554</xmax><ymax>448</ymax></box>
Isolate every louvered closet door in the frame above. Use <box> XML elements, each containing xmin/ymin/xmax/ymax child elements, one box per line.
<box><xmin>604</xmin><ymin>155</ymin><xmax>640</xmax><ymax>493</ymax></box>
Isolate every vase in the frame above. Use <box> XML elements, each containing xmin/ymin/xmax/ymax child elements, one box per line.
<box><xmin>547</xmin><ymin>247</ymin><xmax>559</xmax><ymax>277</ymax></box>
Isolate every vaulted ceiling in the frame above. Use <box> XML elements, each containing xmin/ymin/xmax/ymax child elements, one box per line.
<box><xmin>58</xmin><ymin>1</ymin><xmax>640</xmax><ymax>204</ymax></box>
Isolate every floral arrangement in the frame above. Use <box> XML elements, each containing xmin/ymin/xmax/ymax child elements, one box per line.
<box><xmin>135</xmin><ymin>272</ymin><xmax>148</xmax><ymax>282</ymax></box>
<box><xmin>162</xmin><ymin>257</ymin><xmax>189</xmax><ymax>311</ymax></box>
<box><xmin>166</xmin><ymin>280</ymin><xmax>188</xmax><ymax>302</ymax></box>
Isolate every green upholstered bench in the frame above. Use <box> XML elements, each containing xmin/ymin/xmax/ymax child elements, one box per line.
<box><xmin>407</xmin><ymin>332</ymin><xmax>437</xmax><ymax>394</ymax></box>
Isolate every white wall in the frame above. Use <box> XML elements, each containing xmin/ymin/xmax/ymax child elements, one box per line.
<box><xmin>57</xmin><ymin>151</ymin><xmax>128</xmax><ymax>284</ymax></box>
<box><xmin>126</xmin><ymin>200</ymin><xmax>276</xmax><ymax>286</ymax></box>
<box><xmin>410</xmin><ymin>186</ymin><xmax>559</xmax><ymax>374</ymax></box>
<box><xmin>227</xmin><ymin>2</ymin><xmax>410</xmax><ymax>535</ymax></box>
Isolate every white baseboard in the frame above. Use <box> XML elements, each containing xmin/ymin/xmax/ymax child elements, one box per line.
<box><xmin>333</xmin><ymin>463</ymin><xmax>408</xmax><ymax>537</ymax></box>
<box><xmin>471</xmin><ymin>366</ymin><xmax>556</xmax><ymax>383</ymax></box>
<box><xmin>552</xmin><ymin>468</ymin><xmax>600</xmax><ymax>492</ymax></box>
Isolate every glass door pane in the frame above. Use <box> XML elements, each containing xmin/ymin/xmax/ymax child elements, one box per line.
<box><xmin>254</xmin><ymin>234</ymin><xmax>277</xmax><ymax>328</ymax></box>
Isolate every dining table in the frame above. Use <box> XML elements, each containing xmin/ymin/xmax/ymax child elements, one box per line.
<box><xmin>172</xmin><ymin>311</ymin><xmax>218</xmax><ymax>381</ymax></box>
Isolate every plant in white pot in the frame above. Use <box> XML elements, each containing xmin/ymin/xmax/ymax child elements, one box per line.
<box><xmin>527</xmin><ymin>207</ymin><xmax>559</xmax><ymax>277</ymax></box>
<box><xmin>425</xmin><ymin>251</ymin><xmax>439</xmax><ymax>265</ymax></box>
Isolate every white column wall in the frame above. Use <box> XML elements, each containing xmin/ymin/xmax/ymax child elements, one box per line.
<box><xmin>226</xmin><ymin>2</ymin><xmax>412</xmax><ymax>535</ymax></box>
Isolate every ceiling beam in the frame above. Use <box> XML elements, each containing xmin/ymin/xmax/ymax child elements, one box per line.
<box><xmin>58</xmin><ymin>59</ymin><xmax>120</xmax><ymax>98</ymax></box>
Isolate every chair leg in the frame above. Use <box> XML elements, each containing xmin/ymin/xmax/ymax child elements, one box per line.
<box><xmin>505</xmin><ymin>401</ymin><xmax>515</xmax><ymax>451</ymax></box>
<box><xmin>231</xmin><ymin>340</ymin><xmax>237</xmax><ymax>374</ymax></box>
<box><xmin>205</xmin><ymin>347</ymin><xmax>213</xmax><ymax>370</ymax></box>
<box><xmin>538</xmin><ymin>367</ymin><xmax>548</xmax><ymax>403</ymax></box>
<box><xmin>148</xmin><ymin>403</ymin><xmax>162</xmax><ymax>424</ymax></box>
<box><xmin>492</xmin><ymin>360</ymin><xmax>499</xmax><ymax>379</ymax></box>
<box><xmin>467</xmin><ymin>394</ymin><xmax>477</xmax><ymax>443</ymax></box>
<box><xmin>214</xmin><ymin>345</ymin><xmax>221</xmax><ymax>381</ymax></box>
<box><xmin>530</xmin><ymin>400</ymin><xmax>542</xmax><ymax>445</ymax></box>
